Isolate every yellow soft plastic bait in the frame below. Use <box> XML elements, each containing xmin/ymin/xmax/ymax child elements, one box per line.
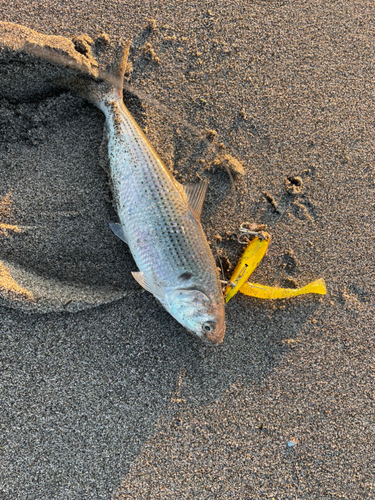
<box><xmin>239</xmin><ymin>278</ymin><xmax>327</xmax><ymax>299</ymax></box>
<box><xmin>225</xmin><ymin>227</ymin><xmax>327</xmax><ymax>303</ymax></box>
<box><xmin>224</xmin><ymin>232</ymin><xmax>271</xmax><ymax>303</ymax></box>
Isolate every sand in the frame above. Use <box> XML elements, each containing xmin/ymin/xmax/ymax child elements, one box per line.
<box><xmin>0</xmin><ymin>1</ymin><xmax>374</xmax><ymax>499</ymax></box>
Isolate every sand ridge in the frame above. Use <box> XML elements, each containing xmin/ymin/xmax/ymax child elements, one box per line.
<box><xmin>0</xmin><ymin>261</ymin><xmax>34</xmax><ymax>300</ymax></box>
<box><xmin>0</xmin><ymin>192</ymin><xmax>21</xmax><ymax>236</ymax></box>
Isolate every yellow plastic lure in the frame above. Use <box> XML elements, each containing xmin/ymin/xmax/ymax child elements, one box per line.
<box><xmin>225</xmin><ymin>230</ymin><xmax>327</xmax><ymax>303</ymax></box>
<box><xmin>224</xmin><ymin>232</ymin><xmax>271</xmax><ymax>303</ymax></box>
<box><xmin>239</xmin><ymin>278</ymin><xmax>327</xmax><ymax>299</ymax></box>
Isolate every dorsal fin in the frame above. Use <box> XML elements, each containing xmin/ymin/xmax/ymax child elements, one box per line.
<box><xmin>182</xmin><ymin>180</ymin><xmax>208</xmax><ymax>221</ymax></box>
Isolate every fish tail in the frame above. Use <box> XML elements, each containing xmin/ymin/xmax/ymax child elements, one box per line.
<box><xmin>54</xmin><ymin>40</ymin><xmax>131</xmax><ymax>106</ymax></box>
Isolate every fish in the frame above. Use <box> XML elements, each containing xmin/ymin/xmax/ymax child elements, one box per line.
<box><xmin>70</xmin><ymin>42</ymin><xmax>225</xmax><ymax>344</ymax></box>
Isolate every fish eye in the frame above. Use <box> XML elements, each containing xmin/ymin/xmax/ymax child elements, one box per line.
<box><xmin>202</xmin><ymin>321</ymin><xmax>215</xmax><ymax>333</ymax></box>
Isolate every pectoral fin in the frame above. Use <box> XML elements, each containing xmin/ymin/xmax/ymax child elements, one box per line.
<box><xmin>132</xmin><ymin>271</ymin><xmax>165</xmax><ymax>300</ymax></box>
<box><xmin>109</xmin><ymin>222</ymin><xmax>128</xmax><ymax>245</ymax></box>
<box><xmin>182</xmin><ymin>180</ymin><xmax>208</xmax><ymax>221</ymax></box>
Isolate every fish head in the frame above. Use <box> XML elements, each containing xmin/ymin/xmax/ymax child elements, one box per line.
<box><xmin>165</xmin><ymin>288</ymin><xmax>225</xmax><ymax>344</ymax></box>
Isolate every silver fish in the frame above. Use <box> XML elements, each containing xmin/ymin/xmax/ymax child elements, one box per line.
<box><xmin>79</xmin><ymin>43</ymin><xmax>225</xmax><ymax>343</ymax></box>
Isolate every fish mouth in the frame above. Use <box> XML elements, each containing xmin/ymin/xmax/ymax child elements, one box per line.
<box><xmin>205</xmin><ymin>303</ymin><xmax>226</xmax><ymax>344</ymax></box>
<box><xmin>187</xmin><ymin>323</ymin><xmax>225</xmax><ymax>345</ymax></box>
<box><xmin>203</xmin><ymin>324</ymin><xmax>225</xmax><ymax>345</ymax></box>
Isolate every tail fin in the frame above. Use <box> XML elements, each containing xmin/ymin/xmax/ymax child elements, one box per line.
<box><xmin>69</xmin><ymin>40</ymin><xmax>131</xmax><ymax>106</ymax></box>
<box><xmin>106</xmin><ymin>41</ymin><xmax>131</xmax><ymax>88</ymax></box>
<box><xmin>36</xmin><ymin>39</ymin><xmax>131</xmax><ymax>106</ymax></box>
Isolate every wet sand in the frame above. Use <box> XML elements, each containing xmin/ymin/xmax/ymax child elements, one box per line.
<box><xmin>1</xmin><ymin>2</ymin><xmax>374</xmax><ymax>499</ymax></box>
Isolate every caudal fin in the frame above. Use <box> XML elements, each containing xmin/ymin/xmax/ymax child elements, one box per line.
<box><xmin>33</xmin><ymin>37</ymin><xmax>131</xmax><ymax>106</ymax></box>
<box><xmin>67</xmin><ymin>40</ymin><xmax>131</xmax><ymax>106</ymax></box>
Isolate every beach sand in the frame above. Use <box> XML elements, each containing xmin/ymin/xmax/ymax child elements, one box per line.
<box><xmin>0</xmin><ymin>2</ymin><xmax>374</xmax><ymax>498</ymax></box>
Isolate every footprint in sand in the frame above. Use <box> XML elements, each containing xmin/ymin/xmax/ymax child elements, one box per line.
<box><xmin>0</xmin><ymin>190</ymin><xmax>129</xmax><ymax>313</ymax></box>
<box><xmin>0</xmin><ymin>23</ymin><xmax>134</xmax><ymax>313</ymax></box>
